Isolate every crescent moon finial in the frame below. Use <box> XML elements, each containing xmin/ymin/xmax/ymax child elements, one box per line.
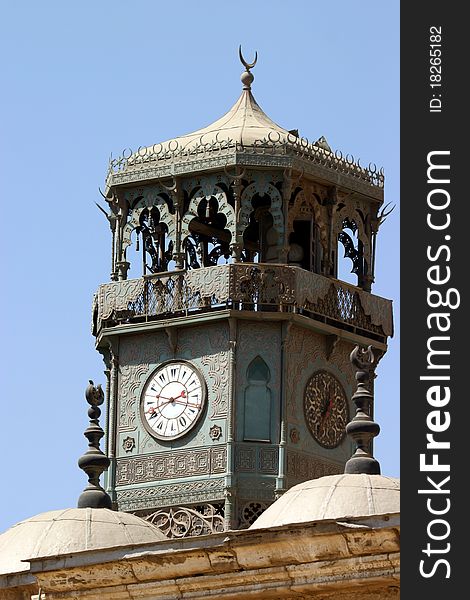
<box><xmin>239</xmin><ymin>45</ymin><xmax>257</xmax><ymax>90</ymax></box>
<box><xmin>239</xmin><ymin>45</ymin><xmax>258</xmax><ymax>70</ymax></box>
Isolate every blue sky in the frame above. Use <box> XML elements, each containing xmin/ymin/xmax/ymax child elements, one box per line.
<box><xmin>0</xmin><ymin>0</ymin><xmax>399</xmax><ymax>532</ymax></box>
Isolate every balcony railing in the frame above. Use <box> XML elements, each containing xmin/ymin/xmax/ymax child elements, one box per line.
<box><xmin>93</xmin><ymin>264</ymin><xmax>393</xmax><ymax>342</ymax></box>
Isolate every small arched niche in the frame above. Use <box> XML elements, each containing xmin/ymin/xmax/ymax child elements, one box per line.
<box><xmin>243</xmin><ymin>356</ymin><xmax>272</xmax><ymax>442</ymax></box>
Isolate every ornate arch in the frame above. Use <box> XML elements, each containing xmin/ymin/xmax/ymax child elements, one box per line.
<box><xmin>122</xmin><ymin>190</ymin><xmax>175</xmax><ymax>252</ymax></box>
<box><xmin>244</xmin><ymin>355</ymin><xmax>272</xmax><ymax>442</ymax></box>
<box><xmin>182</xmin><ymin>173</ymin><xmax>229</xmax><ymax>197</ymax></box>
<box><xmin>181</xmin><ymin>184</ymin><xmax>235</xmax><ymax>243</ymax></box>
<box><xmin>239</xmin><ymin>181</ymin><xmax>284</xmax><ymax>238</ymax></box>
<box><xmin>333</xmin><ymin>205</ymin><xmax>370</xmax><ymax>257</ymax></box>
<box><xmin>287</xmin><ymin>189</ymin><xmax>328</xmax><ymax>249</ymax></box>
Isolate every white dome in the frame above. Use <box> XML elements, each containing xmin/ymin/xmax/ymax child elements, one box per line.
<box><xmin>250</xmin><ymin>474</ymin><xmax>400</xmax><ymax>529</ymax></box>
<box><xmin>142</xmin><ymin>89</ymin><xmax>292</xmax><ymax>155</ymax></box>
<box><xmin>0</xmin><ymin>508</ymin><xmax>166</xmax><ymax>575</ymax></box>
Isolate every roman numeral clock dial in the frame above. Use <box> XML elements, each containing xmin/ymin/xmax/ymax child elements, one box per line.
<box><xmin>140</xmin><ymin>361</ymin><xmax>206</xmax><ymax>441</ymax></box>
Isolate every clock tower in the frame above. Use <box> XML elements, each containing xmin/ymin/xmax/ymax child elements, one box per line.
<box><xmin>92</xmin><ymin>50</ymin><xmax>393</xmax><ymax>535</ymax></box>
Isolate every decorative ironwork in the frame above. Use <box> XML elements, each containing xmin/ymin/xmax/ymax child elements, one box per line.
<box><xmin>94</xmin><ymin>264</ymin><xmax>392</xmax><ymax>340</ymax></box>
<box><xmin>181</xmin><ymin>187</ymin><xmax>236</xmax><ymax>251</ymax></box>
<box><xmin>183</xmin><ymin>235</ymin><xmax>201</xmax><ymax>269</ymax></box>
<box><xmin>146</xmin><ymin>503</ymin><xmax>225</xmax><ymax>538</ymax></box>
<box><xmin>304</xmin><ymin>284</ymin><xmax>386</xmax><ymax>337</ymax></box>
<box><xmin>338</xmin><ymin>217</ymin><xmax>365</xmax><ymax>277</ymax></box>
<box><xmin>234</xmin><ymin>265</ymin><xmax>295</xmax><ymax>306</ymax></box>
<box><xmin>207</xmin><ymin>241</ymin><xmax>231</xmax><ymax>266</ymax></box>
<box><xmin>107</xmin><ymin>136</ymin><xmax>384</xmax><ymax>191</ymax></box>
<box><xmin>338</xmin><ymin>233</ymin><xmax>360</xmax><ymax>274</ymax></box>
<box><xmin>240</xmin><ymin>501</ymin><xmax>268</xmax><ymax>527</ymax></box>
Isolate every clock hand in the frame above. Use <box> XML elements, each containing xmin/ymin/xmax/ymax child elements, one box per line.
<box><xmin>146</xmin><ymin>398</ymin><xmax>173</xmax><ymax>414</ymax></box>
<box><xmin>146</xmin><ymin>406</ymin><xmax>160</xmax><ymax>419</ymax></box>
<box><xmin>156</xmin><ymin>390</ymin><xmax>187</xmax><ymax>403</ymax></box>
<box><xmin>172</xmin><ymin>399</ymin><xmax>200</xmax><ymax>408</ymax></box>
<box><xmin>147</xmin><ymin>391</ymin><xmax>189</xmax><ymax>417</ymax></box>
<box><xmin>155</xmin><ymin>395</ymin><xmax>172</xmax><ymax>402</ymax></box>
<box><xmin>320</xmin><ymin>398</ymin><xmax>334</xmax><ymax>427</ymax></box>
<box><xmin>326</xmin><ymin>397</ymin><xmax>334</xmax><ymax>415</ymax></box>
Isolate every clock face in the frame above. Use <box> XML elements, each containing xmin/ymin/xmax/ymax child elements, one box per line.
<box><xmin>141</xmin><ymin>361</ymin><xmax>206</xmax><ymax>441</ymax></box>
<box><xmin>303</xmin><ymin>370</ymin><xmax>349</xmax><ymax>449</ymax></box>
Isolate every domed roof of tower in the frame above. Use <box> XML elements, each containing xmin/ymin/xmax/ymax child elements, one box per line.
<box><xmin>0</xmin><ymin>508</ymin><xmax>166</xmax><ymax>576</ymax></box>
<box><xmin>144</xmin><ymin>84</ymin><xmax>294</xmax><ymax>154</ymax></box>
<box><xmin>106</xmin><ymin>48</ymin><xmax>383</xmax><ymax>192</ymax></box>
<box><xmin>136</xmin><ymin>47</ymin><xmax>305</xmax><ymax>158</ymax></box>
<box><xmin>111</xmin><ymin>47</ymin><xmax>356</xmax><ymax>185</ymax></box>
<box><xmin>250</xmin><ymin>474</ymin><xmax>400</xmax><ymax>529</ymax></box>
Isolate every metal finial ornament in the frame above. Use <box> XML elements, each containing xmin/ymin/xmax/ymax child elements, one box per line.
<box><xmin>239</xmin><ymin>45</ymin><xmax>257</xmax><ymax>90</ymax></box>
<box><xmin>377</xmin><ymin>201</ymin><xmax>396</xmax><ymax>226</ymax></box>
<box><xmin>77</xmin><ymin>380</ymin><xmax>112</xmax><ymax>508</ymax></box>
<box><xmin>344</xmin><ymin>346</ymin><xmax>381</xmax><ymax>475</ymax></box>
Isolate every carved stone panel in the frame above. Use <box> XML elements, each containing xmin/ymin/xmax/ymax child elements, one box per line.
<box><xmin>286</xmin><ymin>451</ymin><xmax>343</xmax><ymax>483</ymax></box>
<box><xmin>259</xmin><ymin>447</ymin><xmax>278</xmax><ymax>474</ymax></box>
<box><xmin>201</xmin><ymin>351</ymin><xmax>230</xmax><ymax>419</ymax></box>
<box><xmin>97</xmin><ymin>278</ymin><xmax>145</xmax><ymax>322</ymax></box>
<box><xmin>116</xmin><ymin>478</ymin><xmax>226</xmax><ymax>512</ymax></box>
<box><xmin>115</xmin><ymin>446</ymin><xmax>226</xmax><ymax>486</ymax></box>
<box><xmin>234</xmin><ymin>445</ymin><xmax>279</xmax><ymax>474</ymax></box>
<box><xmin>235</xmin><ymin>446</ymin><xmax>256</xmax><ymax>472</ymax></box>
<box><xmin>117</xmin><ymin>332</ymin><xmax>170</xmax><ymax>435</ymax></box>
<box><xmin>178</xmin><ymin>322</ymin><xmax>230</xmax><ymax>419</ymax></box>
<box><xmin>119</xmin><ymin>364</ymin><xmax>150</xmax><ymax>432</ymax></box>
<box><xmin>237</xmin><ymin>478</ymin><xmax>277</xmax><ymax>502</ymax></box>
<box><xmin>185</xmin><ymin>264</ymin><xmax>231</xmax><ymax>304</ymax></box>
<box><xmin>284</xmin><ymin>326</ymin><xmax>325</xmax><ymax>421</ymax></box>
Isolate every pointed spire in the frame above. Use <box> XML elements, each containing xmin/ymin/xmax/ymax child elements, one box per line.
<box><xmin>77</xmin><ymin>380</ymin><xmax>112</xmax><ymax>508</ymax></box>
<box><xmin>344</xmin><ymin>346</ymin><xmax>381</xmax><ymax>475</ymax></box>
<box><xmin>239</xmin><ymin>45</ymin><xmax>257</xmax><ymax>90</ymax></box>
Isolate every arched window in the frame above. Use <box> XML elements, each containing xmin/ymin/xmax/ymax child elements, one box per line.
<box><xmin>182</xmin><ymin>185</ymin><xmax>234</xmax><ymax>269</ymax></box>
<box><xmin>337</xmin><ymin>217</ymin><xmax>366</xmax><ymax>286</ymax></box>
<box><xmin>244</xmin><ymin>356</ymin><xmax>271</xmax><ymax>442</ymax></box>
<box><xmin>288</xmin><ymin>218</ymin><xmax>322</xmax><ymax>272</ymax></box>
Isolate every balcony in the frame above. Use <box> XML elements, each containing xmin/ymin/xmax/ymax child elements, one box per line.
<box><xmin>93</xmin><ymin>264</ymin><xmax>393</xmax><ymax>343</ymax></box>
